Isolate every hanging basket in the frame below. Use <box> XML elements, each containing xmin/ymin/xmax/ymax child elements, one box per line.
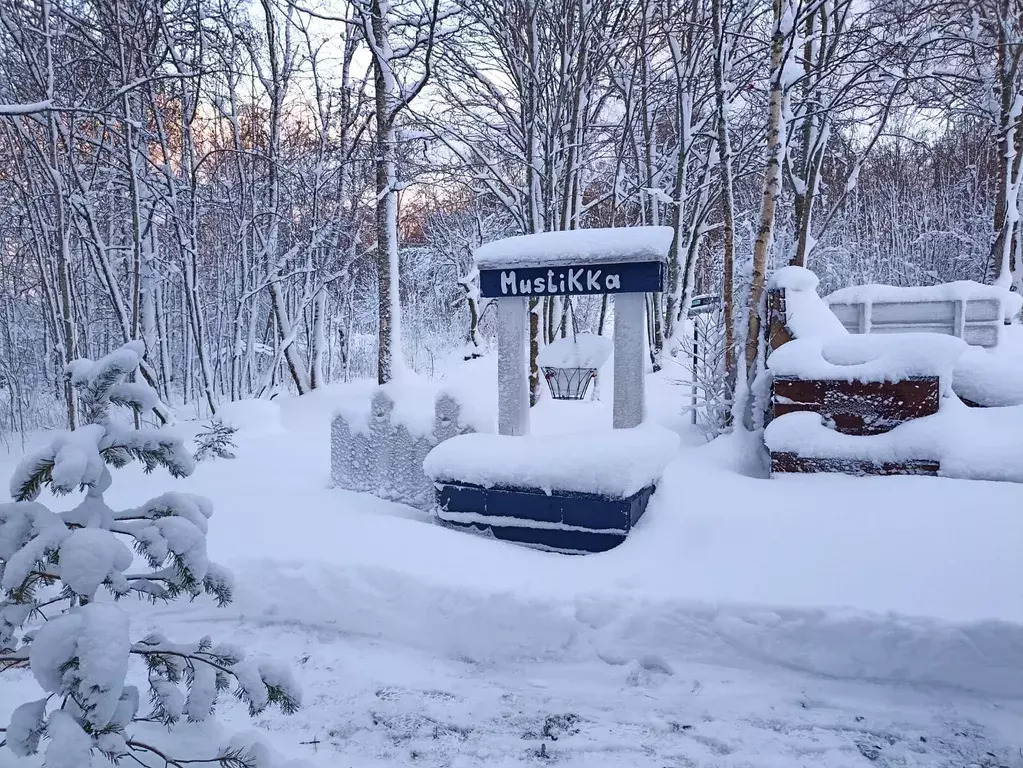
<box><xmin>542</xmin><ymin>366</ymin><xmax>597</xmax><ymax>400</ymax></box>
<box><xmin>537</xmin><ymin>333</ymin><xmax>612</xmax><ymax>401</ymax></box>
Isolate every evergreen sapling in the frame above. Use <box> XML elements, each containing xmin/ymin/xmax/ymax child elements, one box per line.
<box><xmin>0</xmin><ymin>342</ymin><xmax>301</xmax><ymax>767</ymax></box>
<box><xmin>193</xmin><ymin>419</ymin><xmax>239</xmax><ymax>463</ymax></box>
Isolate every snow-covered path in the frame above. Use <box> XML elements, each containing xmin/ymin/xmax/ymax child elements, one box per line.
<box><xmin>120</xmin><ymin>588</ymin><xmax>1020</xmax><ymax>768</ymax></box>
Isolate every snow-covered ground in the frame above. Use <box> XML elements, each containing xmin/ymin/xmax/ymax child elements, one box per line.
<box><xmin>1</xmin><ymin>366</ymin><xmax>1021</xmax><ymax>767</ymax></box>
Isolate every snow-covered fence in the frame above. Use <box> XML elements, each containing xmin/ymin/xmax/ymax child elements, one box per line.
<box><xmin>824</xmin><ymin>283</ymin><xmax>1022</xmax><ymax>348</ymax></box>
<box><xmin>331</xmin><ymin>386</ymin><xmax>486</xmax><ymax>510</ymax></box>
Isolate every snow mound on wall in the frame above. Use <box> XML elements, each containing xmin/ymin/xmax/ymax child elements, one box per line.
<box><xmin>335</xmin><ymin>360</ymin><xmax>496</xmax><ymax>438</ymax></box>
<box><xmin>424</xmin><ymin>426</ymin><xmax>680</xmax><ymax>497</ymax></box>
<box><xmin>826</xmin><ymin>280</ymin><xmax>1023</xmax><ymax>321</ymax></box>
<box><xmin>216</xmin><ymin>398</ymin><xmax>285</xmax><ymax>437</ymax></box>
<box><xmin>769</xmin><ymin>265</ymin><xmax>820</xmax><ymax>293</ymax></box>
<box><xmin>537</xmin><ymin>333</ymin><xmax>613</xmax><ymax>369</ymax></box>
<box><xmin>475</xmin><ymin>226</ymin><xmax>673</xmax><ymax>270</ymax></box>
<box><xmin>768</xmin><ymin>333</ymin><xmax>967</xmax><ymax>384</ymax></box>
<box><xmin>952</xmin><ymin>346</ymin><xmax>1023</xmax><ymax>407</ymax></box>
<box><xmin>765</xmin><ymin>401</ymin><xmax>1023</xmax><ymax>483</ymax></box>
<box><xmin>769</xmin><ymin>266</ymin><xmax>849</xmax><ymax>340</ymax></box>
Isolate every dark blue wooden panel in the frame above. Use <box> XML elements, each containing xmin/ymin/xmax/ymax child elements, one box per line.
<box><xmin>441</xmin><ymin>518</ymin><xmax>626</xmax><ymax>554</ymax></box>
<box><xmin>437</xmin><ymin>483</ymin><xmax>486</xmax><ymax>514</ymax></box>
<box><xmin>487</xmin><ymin>487</ymin><xmax>561</xmax><ymax>523</ymax></box>
<box><xmin>479</xmin><ymin>261</ymin><xmax>664</xmax><ymax>298</ymax></box>
<box><xmin>559</xmin><ymin>494</ymin><xmax>629</xmax><ymax>532</ymax></box>
<box><xmin>433</xmin><ymin>482</ymin><xmax>657</xmax><ymax>555</ymax></box>
<box><xmin>628</xmin><ymin>486</ymin><xmax>655</xmax><ymax>528</ymax></box>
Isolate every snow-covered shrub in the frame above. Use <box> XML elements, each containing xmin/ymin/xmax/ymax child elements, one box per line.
<box><xmin>193</xmin><ymin>419</ymin><xmax>239</xmax><ymax>462</ymax></box>
<box><xmin>0</xmin><ymin>342</ymin><xmax>299</xmax><ymax>767</ymax></box>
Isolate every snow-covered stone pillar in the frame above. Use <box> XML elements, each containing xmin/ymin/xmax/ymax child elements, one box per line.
<box><xmin>613</xmin><ymin>293</ymin><xmax>645</xmax><ymax>429</ymax></box>
<box><xmin>497</xmin><ymin>297</ymin><xmax>530</xmax><ymax>435</ymax></box>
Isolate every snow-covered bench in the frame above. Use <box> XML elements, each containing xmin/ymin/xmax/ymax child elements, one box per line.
<box><xmin>424</xmin><ymin>426</ymin><xmax>679</xmax><ymax>554</ymax></box>
<box><xmin>824</xmin><ymin>282</ymin><xmax>1021</xmax><ymax>349</ymax></box>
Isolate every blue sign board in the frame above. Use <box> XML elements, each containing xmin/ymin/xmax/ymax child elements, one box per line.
<box><xmin>479</xmin><ymin>260</ymin><xmax>664</xmax><ymax>298</ymax></box>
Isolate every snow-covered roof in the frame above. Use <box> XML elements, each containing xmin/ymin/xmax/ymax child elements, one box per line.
<box><xmin>423</xmin><ymin>426</ymin><xmax>680</xmax><ymax>498</ymax></box>
<box><xmin>537</xmin><ymin>333</ymin><xmax>612</xmax><ymax>369</ymax></box>
<box><xmin>475</xmin><ymin>227</ymin><xmax>673</xmax><ymax>270</ymax></box>
<box><xmin>768</xmin><ymin>333</ymin><xmax>967</xmax><ymax>383</ymax></box>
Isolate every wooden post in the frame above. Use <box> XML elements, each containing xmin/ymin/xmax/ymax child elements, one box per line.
<box><xmin>497</xmin><ymin>297</ymin><xmax>530</xmax><ymax>435</ymax></box>
<box><xmin>613</xmin><ymin>292</ymin><xmax>646</xmax><ymax>429</ymax></box>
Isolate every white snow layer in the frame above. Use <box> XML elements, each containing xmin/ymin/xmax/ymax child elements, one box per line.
<box><xmin>29</xmin><ymin>603</ymin><xmax>130</xmax><ymax>730</ymax></box>
<box><xmin>826</xmin><ymin>280</ymin><xmax>1023</xmax><ymax>321</ymax></box>
<box><xmin>765</xmin><ymin>400</ymin><xmax>1023</xmax><ymax>483</ymax></box>
<box><xmin>537</xmin><ymin>332</ymin><xmax>613</xmax><ymax>369</ymax></box>
<box><xmin>334</xmin><ymin>361</ymin><xmax>494</xmax><ymax>438</ymax></box>
<box><xmin>768</xmin><ymin>333</ymin><xmax>967</xmax><ymax>383</ymax></box>
<box><xmin>423</xmin><ymin>426</ymin><xmax>680</xmax><ymax>497</ymax></box>
<box><xmin>42</xmin><ymin>710</ymin><xmax>93</xmax><ymax>768</ymax></box>
<box><xmin>57</xmin><ymin>528</ymin><xmax>132</xmax><ymax>597</ymax></box>
<box><xmin>215</xmin><ymin>398</ymin><xmax>285</xmax><ymax>437</ymax></box>
<box><xmin>952</xmin><ymin>345</ymin><xmax>1023</xmax><ymax>406</ymax></box>
<box><xmin>474</xmin><ymin>226</ymin><xmax>673</xmax><ymax>270</ymax></box>
<box><xmin>769</xmin><ymin>265</ymin><xmax>849</xmax><ymax>339</ymax></box>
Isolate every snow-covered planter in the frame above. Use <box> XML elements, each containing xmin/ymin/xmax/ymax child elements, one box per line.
<box><xmin>536</xmin><ymin>333</ymin><xmax>612</xmax><ymax>400</ymax></box>
<box><xmin>424</xmin><ymin>426</ymin><xmax>679</xmax><ymax>554</ymax></box>
<box><xmin>766</xmin><ymin>334</ymin><xmax>971</xmax><ymax>476</ymax></box>
<box><xmin>0</xmin><ymin>343</ymin><xmax>299</xmax><ymax>767</ymax></box>
<box><xmin>331</xmin><ymin>383</ymin><xmax>490</xmax><ymax>510</ymax></box>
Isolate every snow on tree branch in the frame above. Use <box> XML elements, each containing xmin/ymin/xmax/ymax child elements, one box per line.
<box><xmin>0</xmin><ymin>343</ymin><xmax>299</xmax><ymax>767</ymax></box>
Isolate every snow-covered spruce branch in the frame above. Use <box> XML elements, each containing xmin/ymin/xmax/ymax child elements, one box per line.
<box><xmin>0</xmin><ymin>343</ymin><xmax>299</xmax><ymax>766</ymax></box>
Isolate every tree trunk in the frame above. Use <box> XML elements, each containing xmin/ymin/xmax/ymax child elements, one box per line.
<box><xmin>745</xmin><ymin>0</ymin><xmax>787</xmax><ymax>384</ymax></box>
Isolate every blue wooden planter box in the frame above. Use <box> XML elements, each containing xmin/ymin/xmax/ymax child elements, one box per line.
<box><xmin>434</xmin><ymin>482</ymin><xmax>655</xmax><ymax>554</ymax></box>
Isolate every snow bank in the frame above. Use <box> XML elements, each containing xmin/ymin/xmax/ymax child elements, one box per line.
<box><xmin>826</xmin><ymin>280</ymin><xmax>1023</xmax><ymax>321</ymax></box>
<box><xmin>475</xmin><ymin>226</ymin><xmax>673</xmax><ymax>270</ymax></box>
<box><xmin>952</xmin><ymin>346</ymin><xmax>1023</xmax><ymax>406</ymax></box>
<box><xmin>216</xmin><ymin>399</ymin><xmax>284</xmax><ymax>437</ymax></box>
<box><xmin>765</xmin><ymin>401</ymin><xmax>1023</xmax><ymax>483</ymax></box>
<box><xmin>769</xmin><ymin>266</ymin><xmax>848</xmax><ymax>339</ymax></box>
<box><xmin>424</xmin><ymin>426</ymin><xmax>680</xmax><ymax>498</ymax></box>
<box><xmin>537</xmin><ymin>332</ymin><xmax>613</xmax><ymax>369</ymax></box>
<box><xmin>333</xmin><ymin>377</ymin><xmax>437</xmax><ymax>438</ymax></box>
<box><xmin>768</xmin><ymin>333</ymin><xmax>967</xmax><ymax>384</ymax></box>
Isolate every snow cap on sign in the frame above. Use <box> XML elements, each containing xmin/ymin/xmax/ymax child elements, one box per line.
<box><xmin>537</xmin><ymin>333</ymin><xmax>612</xmax><ymax>369</ymax></box>
<box><xmin>474</xmin><ymin>226</ymin><xmax>673</xmax><ymax>270</ymax></box>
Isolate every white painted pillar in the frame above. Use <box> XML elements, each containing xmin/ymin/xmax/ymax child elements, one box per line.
<box><xmin>497</xmin><ymin>297</ymin><xmax>530</xmax><ymax>436</ymax></box>
<box><xmin>613</xmin><ymin>292</ymin><xmax>645</xmax><ymax>429</ymax></box>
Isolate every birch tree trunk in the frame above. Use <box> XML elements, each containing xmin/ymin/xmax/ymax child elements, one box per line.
<box><xmin>744</xmin><ymin>0</ymin><xmax>788</xmax><ymax>384</ymax></box>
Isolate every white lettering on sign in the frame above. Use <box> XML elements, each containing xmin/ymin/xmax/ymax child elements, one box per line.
<box><xmin>496</xmin><ymin>267</ymin><xmax>631</xmax><ymax>296</ymax></box>
<box><xmin>501</xmin><ymin>272</ymin><xmax>517</xmax><ymax>295</ymax></box>
<box><xmin>568</xmin><ymin>268</ymin><xmax>583</xmax><ymax>292</ymax></box>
